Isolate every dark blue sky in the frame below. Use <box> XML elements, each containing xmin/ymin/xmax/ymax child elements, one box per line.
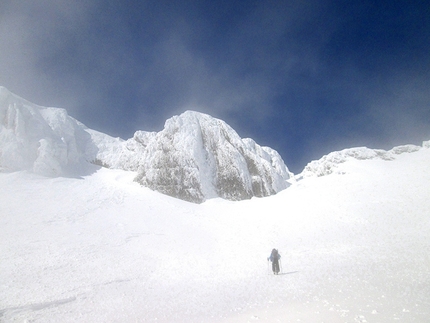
<box><xmin>1</xmin><ymin>0</ymin><xmax>429</xmax><ymax>173</ymax></box>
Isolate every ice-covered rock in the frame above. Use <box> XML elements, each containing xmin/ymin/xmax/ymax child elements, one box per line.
<box><xmin>88</xmin><ymin>129</ymin><xmax>157</xmax><ymax>171</ymax></box>
<box><xmin>133</xmin><ymin>111</ymin><xmax>292</xmax><ymax>203</ymax></box>
<box><xmin>300</xmin><ymin>144</ymin><xmax>422</xmax><ymax>178</ymax></box>
<box><xmin>90</xmin><ymin>111</ymin><xmax>293</xmax><ymax>203</ymax></box>
<box><xmin>0</xmin><ymin>87</ymin><xmax>95</xmax><ymax>176</ymax></box>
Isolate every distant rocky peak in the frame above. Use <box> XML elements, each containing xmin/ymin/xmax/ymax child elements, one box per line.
<box><xmin>134</xmin><ymin>110</ymin><xmax>292</xmax><ymax>203</ymax></box>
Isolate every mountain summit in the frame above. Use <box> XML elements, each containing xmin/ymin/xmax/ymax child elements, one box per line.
<box><xmin>0</xmin><ymin>87</ymin><xmax>292</xmax><ymax>202</ymax></box>
<box><xmin>132</xmin><ymin>111</ymin><xmax>292</xmax><ymax>202</ymax></box>
<box><xmin>91</xmin><ymin>110</ymin><xmax>293</xmax><ymax>202</ymax></box>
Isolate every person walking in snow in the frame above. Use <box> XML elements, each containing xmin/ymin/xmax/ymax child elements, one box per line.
<box><xmin>268</xmin><ymin>248</ymin><xmax>281</xmax><ymax>275</ymax></box>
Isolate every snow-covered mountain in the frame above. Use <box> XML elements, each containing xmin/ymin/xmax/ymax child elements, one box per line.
<box><xmin>89</xmin><ymin>111</ymin><xmax>294</xmax><ymax>203</ymax></box>
<box><xmin>132</xmin><ymin>111</ymin><xmax>292</xmax><ymax>203</ymax></box>
<box><xmin>0</xmin><ymin>87</ymin><xmax>291</xmax><ymax>202</ymax></box>
<box><xmin>88</xmin><ymin>111</ymin><xmax>293</xmax><ymax>203</ymax></box>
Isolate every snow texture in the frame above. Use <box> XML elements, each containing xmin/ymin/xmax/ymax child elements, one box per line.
<box><xmin>1</xmin><ymin>139</ymin><xmax>429</xmax><ymax>322</ymax></box>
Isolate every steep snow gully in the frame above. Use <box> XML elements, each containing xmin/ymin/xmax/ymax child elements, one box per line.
<box><xmin>1</xmin><ymin>87</ymin><xmax>430</xmax><ymax>322</ymax></box>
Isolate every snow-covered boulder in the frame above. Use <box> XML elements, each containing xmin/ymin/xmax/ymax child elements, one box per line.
<box><xmin>133</xmin><ymin>111</ymin><xmax>292</xmax><ymax>203</ymax></box>
<box><xmin>0</xmin><ymin>87</ymin><xmax>95</xmax><ymax>176</ymax></box>
<box><xmin>300</xmin><ymin>144</ymin><xmax>422</xmax><ymax>178</ymax></box>
<box><xmin>88</xmin><ymin>129</ymin><xmax>158</xmax><ymax>171</ymax></box>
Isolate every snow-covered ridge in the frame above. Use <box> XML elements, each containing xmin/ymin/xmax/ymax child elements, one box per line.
<box><xmin>0</xmin><ymin>86</ymin><xmax>96</xmax><ymax>176</ymax></box>
<box><xmin>2</xmin><ymin>86</ymin><xmax>428</xmax><ymax>202</ymax></box>
<box><xmin>300</xmin><ymin>143</ymin><xmax>426</xmax><ymax>178</ymax></box>
<box><xmin>0</xmin><ymin>87</ymin><xmax>291</xmax><ymax>202</ymax></box>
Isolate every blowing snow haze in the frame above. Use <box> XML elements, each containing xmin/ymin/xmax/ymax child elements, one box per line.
<box><xmin>1</xmin><ymin>0</ymin><xmax>430</xmax><ymax>173</ymax></box>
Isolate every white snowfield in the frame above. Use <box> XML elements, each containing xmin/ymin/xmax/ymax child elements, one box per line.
<box><xmin>1</xmin><ymin>86</ymin><xmax>429</xmax><ymax>321</ymax></box>
<box><xmin>1</xmin><ymin>140</ymin><xmax>430</xmax><ymax>322</ymax></box>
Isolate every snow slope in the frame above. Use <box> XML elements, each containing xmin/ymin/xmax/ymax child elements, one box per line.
<box><xmin>1</xmin><ymin>142</ymin><xmax>429</xmax><ymax>322</ymax></box>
